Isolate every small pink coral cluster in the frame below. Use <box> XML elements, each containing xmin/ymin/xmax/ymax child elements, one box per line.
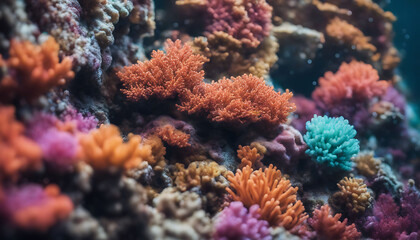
<box><xmin>206</xmin><ymin>0</ymin><xmax>272</xmax><ymax>48</ymax></box>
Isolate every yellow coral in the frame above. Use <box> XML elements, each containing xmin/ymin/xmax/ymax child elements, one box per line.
<box><xmin>226</xmin><ymin>165</ymin><xmax>307</xmax><ymax>229</ymax></box>
<box><xmin>175</xmin><ymin>161</ymin><xmax>228</xmax><ymax>191</ymax></box>
<box><xmin>79</xmin><ymin>124</ymin><xmax>155</xmax><ymax>170</ymax></box>
<box><xmin>326</xmin><ymin>17</ymin><xmax>376</xmax><ymax>52</ymax></box>
<box><xmin>354</xmin><ymin>152</ymin><xmax>380</xmax><ymax>177</ymax></box>
<box><xmin>331</xmin><ymin>177</ymin><xmax>371</xmax><ymax>216</ymax></box>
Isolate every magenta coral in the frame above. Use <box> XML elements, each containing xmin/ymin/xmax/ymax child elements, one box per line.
<box><xmin>206</xmin><ymin>0</ymin><xmax>272</xmax><ymax>48</ymax></box>
<box><xmin>214</xmin><ymin>201</ymin><xmax>271</xmax><ymax>240</ymax></box>
<box><xmin>291</xmin><ymin>96</ymin><xmax>321</xmax><ymax>133</ymax></box>
<box><xmin>60</xmin><ymin>107</ymin><xmax>98</xmax><ymax>133</ymax></box>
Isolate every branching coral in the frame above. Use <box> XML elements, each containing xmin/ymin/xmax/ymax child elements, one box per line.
<box><xmin>118</xmin><ymin>39</ymin><xmax>208</xmax><ymax>101</ymax></box>
<box><xmin>226</xmin><ymin>165</ymin><xmax>307</xmax><ymax>229</ymax></box>
<box><xmin>155</xmin><ymin>124</ymin><xmax>191</xmax><ymax>148</ymax></box>
<box><xmin>0</xmin><ymin>37</ymin><xmax>74</xmax><ymax>102</ymax></box>
<box><xmin>179</xmin><ymin>74</ymin><xmax>295</xmax><ymax>127</ymax></box>
<box><xmin>174</xmin><ymin>161</ymin><xmax>228</xmax><ymax>192</ymax></box>
<box><xmin>330</xmin><ymin>177</ymin><xmax>371</xmax><ymax>216</ymax></box>
<box><xmin>206</xmin><ymin>0</ymin><xmax>272</xmax><ymax>48</ymax></box>
<box><xmin>79</xmin><ymin>124</ymin><xmax>155</xmax><ymax>170</ymax></box>
<box><xmin>354</xmin><ymin>151</ymin><xmax>381</xmax><ymax>177</ymax></box>
<box><xmin>326</xmin><ymin>17</ymin><xmax>376</xmax><ymax>53</ymax></box>
<box><xmin>312</xmin><ymin>61</ymin><xmax>389</xmax><ymax>119</ymax></box>
<box><xmin>308</xmin><ymin>205</ymin><xmax>361</xmax><ymax>240</ymax></box>
<box><xmin>304</xmin><ymin>115</ymin><xmax>359</xmax><ymax>171</ymax></box>
<box><xmin>1</xmin><ymin>184</ymin><xmax>73</xmax><ymax>231</ymax></box>
<box><xmin>0</xmin><ymin>105</ymin><xmax>42</xmax><ymax>181</ymax></box>
<box><xmin>237</xmin><ymin>145</ymin><xmax>264</xmax><ymax>169</ymax></box>
<box><xmin>213</xmin><ymin>201</ymin><xmax>271</xmax><ymax>240</ymax></box>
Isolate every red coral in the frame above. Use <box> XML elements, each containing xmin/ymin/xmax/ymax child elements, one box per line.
<box><xmin>206</xmin><ymin>0</ymin><xmax>272</xmax><ymax>48</ymax></box>
<box><xmin>313</xmin><ymin>61</ymin><xmax>389</xmax><ymax>112</ymax></box>
<box><xmin>178</xmin><ymin>74</ymin><xmax>295</xmax><ymax>126</ymax></box>
<box><xmin>155</xmin><ymin>124</ymin><xmax>191</xmax><ymax>148</ymax></box>
<box><xmin>118</xmin><ymin>39</ymin><xmax>208</xmax><ymax>101</ymax></box>
<box><xmin>308</xmin><ymin>205</ymin><xmax>361</xmax><ymax>240</ymax></box>
<box><xmin>0</xmin><ymin>106</ymin><xmax>42</xmax><ymax>181</ymax></box>
<box><xmin>0</xmin><ymin>37</ymin><xmax>74</xmax><ymax>102</ymax></box>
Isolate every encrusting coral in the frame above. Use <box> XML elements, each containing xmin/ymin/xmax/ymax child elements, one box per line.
<box><xmin>330</xmin><ymin>177</ymin><xmax>371</xmax><ymax>216</ymax></box>
<box><xmin>174</xmin><ymin>161</ymin><xmax>228</xmax><ymax>192</ymax></box>
<box><xmin>0</xmin><ymin>184</ymin><xmax>73</xmax><ymax>231</ymax></box>
<box><xmin>226</xmin><ymin>164</ymin><xmax>307</xmax><ymax>229</ymax></box>
<box><xmin>0</xmin><ymin>105</ymin><xmax>42</xmax><ymax>181</ymax></box>
<box><xmin>213</xmin><ymin>201</ymin><xmax>271</xmax><ymax>240</ymax></box>
<box><xmin>118</xmin><ymin>39</ymin><xmax>208</xmax><ymax>101</ymax></box>
<box><xmin>308</xmin><ymin>205</ymin><xmax>361</xmax><ymax>240</ymax></box>
<box><xmin>79</xmin><ymin>124</ymin><xmax>155</xmax><ymax>170</ymax></box>
<box><xmin>354</xmin><ymin>151</ymin><xmax>381</xmax><ymax>177</ymax></box>
<box><xmin>179</xmin><ymin>74</ymin><xmax>295</xmax><ymax>127</ymax></box>
<box><xmin>0</xmin><ymin>37</ymin><xmax>74</xmax><ymax>102</ymax></box>
<box><xmin>304</xmin><ymin>115</ymin><xmax>359</xmax><ymax>171</ymax></box>
<box><xmin>206</xmin><ymin>0</ymin><xmax>272</xmax><ymax>48</ymax></box>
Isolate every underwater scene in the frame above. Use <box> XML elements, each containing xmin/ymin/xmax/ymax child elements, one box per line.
<box><xmin>0</xmin><ymin>0</ymin><xmax>419</xmax><ymax>239</ymax></box>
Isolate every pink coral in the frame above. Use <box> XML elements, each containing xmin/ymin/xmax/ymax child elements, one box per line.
<box><xmin>313</xmin><ymin>61</ymin><xmax>389</xmax><ymax>112</ymax></box>
<box><xmin>0</xmin><ymin>184</ymin><xmax>74</xmax><ymax>231</ymax></box>
<box><xmin>291</xmin><ymin>96</ymin><xmax>321</xmax><ymax>133</ymax></box>
<box><xmin>214</xmin><ymin>201</ymin><xmax>271</xmax><ymax>240</ymax></box>
<box><xmin>206</xmin><ymin>0</ymin><xmax>272</xmax><ymax>48</ymax></box>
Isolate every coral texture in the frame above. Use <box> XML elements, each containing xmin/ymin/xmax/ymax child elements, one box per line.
<box><xmin>179</xmin><ymin>74</ymin><xmax>295</xmax><ymax>126</ymax></box>
<box><xmin>237</xmin><ymin>145</ymin><xmax>264</xmax><ymax>169</ymax></box>
<box><xmin>304</xmin><ymin>115</ymin><xmax>359</xmax><ymax>171</ymax></box>
<box><xmin>155</xmin><ymin>124</ymin><xmax>191</xmax><ymax>148</ymax></box>
<box><xmin>330</xmin><ymin>177</ymin><xmax>371</xmax><ymax>216</ymax></box>
<box><xmin>354</xmin><ymin>152</ymin><xmax>381</xmax><ymax>177</ymax></box>
<box><xmin>226</xmin><ymin>165</ymin><xmax>307</xmax><ymax>229</ymax></box>
<box><xmin>0</xmin><ymin>105</ymin><xmax>42</xmax><ymax>181</ymax></box>
<box><xmin>0</xmin><ymin>37</ymin><xmax>74</xmax><ymax>102</ymax></box>
<box><xmin>206</xmin><ymin>0</ymin><xmax>272</xmax><ymax>48</ymax></box>
<box><xmin>118</xmin><ymin>39</ymin><xmax>208</xmax><ymax>101</ymax></box>
<box><xmin>308</xmin><ymin>205</ymin><xmax>361</xmax><ymax>240</ymax></box>
<box><xmin>213</xmin><ymin>201</ymin><xmax>271</xmax><ymax>240</ymax></box>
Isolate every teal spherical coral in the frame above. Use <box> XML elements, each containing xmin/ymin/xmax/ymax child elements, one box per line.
<box><xmin>304</xmin><ymin>115</ymin><xmax>359</xmax><ymax>171</ymax></box>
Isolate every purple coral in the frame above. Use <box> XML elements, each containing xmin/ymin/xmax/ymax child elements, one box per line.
<box><xmin>214</xmin><ymin>201</ymin><xmax>271</xmax><ymax>240</ymax></box>
<box><xmin>255</xmin><ymin>124</ymin><xmax>307</xmax><ymax>167</ymax></box>
<box><xmin>61</xmin><ymin>107</ymin><xmax>98</xmax><ymax>133</ymax></box>
<box><xmin>291</xmin><ymin>96</ymin><xmax>320</xmax><ymax>133</ymax></box>
<box><xmin>382</xmin><ymin>87</ymin><xmax>407</xmax><ymax>116</ymax></box>
<box><xmin>206</xmin><ymin>0</ymin><xmax>272</xmax><ymax>48</ymax></box>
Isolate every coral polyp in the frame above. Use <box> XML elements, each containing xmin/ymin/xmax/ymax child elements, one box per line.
<box><xmin>0</xmin><ymin>0</ymin><xmax>419</xmax><ymax>239</ymax></box>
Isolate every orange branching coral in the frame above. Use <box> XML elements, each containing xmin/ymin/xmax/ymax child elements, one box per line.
<box><xmin>179</xmin><ymin>74</ymin><xmax>295</xmax><ymax>126</ymax></box>
<box><xmin>118</xmin><ymin>39</ymin><xmax>208</xmax><ymax>101</ymax></box>
<box><xmin>155</xmin><ymin>124</ymin><xmax>191</xmax><ymax>148</ymax></box>
<box><xmin>237</xmin><ymin>145</ymin><xmax>264</xmax><ymax>169</ymax></box>
<box><xmin>79</xmin><ymin>124</ymin><xmax>155</xmax><ymax>170</ymax></box>
<box><xmin>0</xmin><ymin>105</ymin><xmax>42</xmax><ymax>181</ymax></box>
<box><xmin>326</xmin><ymin>18</ymin><xmax>376</xmax><ymax>52</ymax></box>
<box><xmin>174</xmin><ymin>161</ymin><xmax>228</xmax><ymax>191</ymax></box>
<box><xmin>330</xmin><ymin>177</ymin><xmax>371</xmax><ymax>216</ymax></box>
<box><xmin>313</xmin><ymin>61</ymin><xmax>389</xmax><ymax>109</ymax></box>
<box><xmin>226</xmin><ymin>165</ymin><xmax>307</xmax><ymax>229</ymax></box>
<box><xmin>309</xmin><ymin>205</ymin><xmax>361</xmax><ymax>240</ymax></box>
<box><xmin>354</xmin><ymin>151</ymin><xmax>380</xmax><ymax>177</ymax></box>
<box><xmin>0</xmin><ymin>37</ymin><xmax>74</xmax><ymax>102</ymax></box>
<box><xmin>5</xmin><ymin>184</ymin><xmax>74</xmax><ymax>231</ymax></box>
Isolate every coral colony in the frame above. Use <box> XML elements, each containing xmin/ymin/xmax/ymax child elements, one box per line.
<box><xmin>1</xmin><ymin>0</ymin><xmax>420</xmax><ymax>240</ymax></box>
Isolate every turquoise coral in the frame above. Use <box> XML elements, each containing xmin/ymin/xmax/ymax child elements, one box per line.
<box><xmin>304</xmin><ymin>115</ymin><xmax>360</xmax><ymax>171</ymax></box>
